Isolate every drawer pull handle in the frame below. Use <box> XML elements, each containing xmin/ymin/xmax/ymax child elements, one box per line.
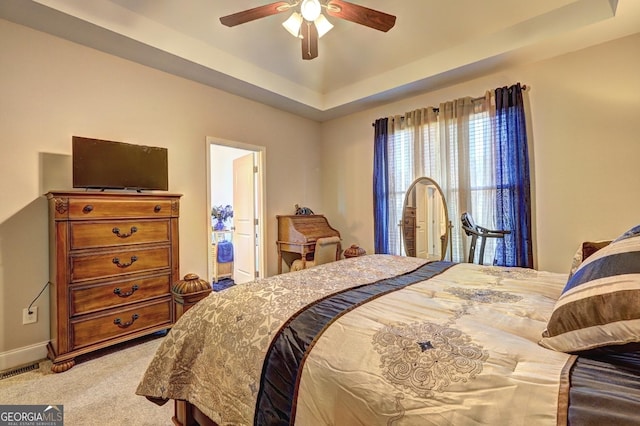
<box><xmin>154</xmin><ymin>205</ymin><xmax>162</xmax><ymax>213</ymax></box>
<box><xmin>113</xmin><ymin>313</ymin><xmax>139</xmax><ymax>328</ymax></box>
<box><xmin>82</xmin><ymin>205</ymin><xmax>94</xmax><ymax>214</ymax></box>
<box><xmin>112</xmin><ymin>256</ymin><xmax>138</xmax><ymax>268</ymax></box>
<box><xmin>113</xmin><ymin>284</ymin><xmax>139</xmax><ymax>297</ymax></box>
<box><xmin>112</xmin><ymin>226</ymin><xmax>138</xmax><ymax>238</ymax></box>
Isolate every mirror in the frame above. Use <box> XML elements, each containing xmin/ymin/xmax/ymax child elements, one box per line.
<box><xmin>401</xmin><ymin>177</ymin><xmax>449</xmax><ymax>260</ymax></box>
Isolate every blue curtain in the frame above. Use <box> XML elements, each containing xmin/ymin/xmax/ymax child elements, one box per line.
<box><xmin>494</xmin><ymin>83</ymin><xmax>533</xmax><ymax>268</ymax></box>
<box><xmin>373</xmin><ymin>118</ymin><xmax>389</xmax><ymax>254</ymax></box>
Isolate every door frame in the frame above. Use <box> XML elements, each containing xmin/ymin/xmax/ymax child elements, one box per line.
<box><xmin>205</xmin><ymin>136</ymin><xmax>267</xmax><ymax>281</ymax></box>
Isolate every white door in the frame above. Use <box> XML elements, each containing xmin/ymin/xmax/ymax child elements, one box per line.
<box><xmin>232</xmin><ymin>153</ymin><xmax>257</xmax><ymax>284</ymax></box>
<box><xmin>416</xmin><ymin>185</ymin><xmax>428</xmax><ymax>258</ymax></box>
<box><xmin>426</xmin><ymin>187</ymin><xmax>438</xmax><ymax>258</ymax></box>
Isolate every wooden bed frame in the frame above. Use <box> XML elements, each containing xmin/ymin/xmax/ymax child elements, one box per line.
<box><xmin>171</xmin><ymin>279</ymin><xmax>218</xmax><ymax>426</ymax></box>
<box><xmin>173</xmin><ymin>400</ymin><xmax>217</xmax><ymax>426</ymax></box>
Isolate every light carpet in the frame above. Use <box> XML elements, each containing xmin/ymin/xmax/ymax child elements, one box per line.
<box><xmin>0</xmin><ymin>333</ymin><xmax>173</xmax><ymax>425</ymax></box>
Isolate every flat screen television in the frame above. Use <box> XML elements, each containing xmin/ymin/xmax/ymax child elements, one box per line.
<box><xmin>72</xmin><ymin>136</ymin><xmax>168</xmax><ymax>191</ymax></box>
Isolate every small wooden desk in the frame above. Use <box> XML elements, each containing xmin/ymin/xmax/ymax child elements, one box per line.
<box><xmin>276</xmin><ymin>215</ymin><xmax>341</xmax><ymax>273</ymax></box>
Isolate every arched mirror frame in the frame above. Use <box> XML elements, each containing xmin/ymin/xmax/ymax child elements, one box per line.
<box><xmin>401</xmin><ymin>177</ymin><xmax>450</xmax><ymax>261</ymax></box>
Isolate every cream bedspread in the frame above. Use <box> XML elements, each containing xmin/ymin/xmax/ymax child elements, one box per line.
<box><xmin>136</xmin><ymin>255</ymin><xmax>573</xmax><ymax>425</ymax></box>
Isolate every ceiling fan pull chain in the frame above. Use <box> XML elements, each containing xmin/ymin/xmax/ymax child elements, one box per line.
<box><xmin>306</xmin><ymin>22</ymin><xmax>311</xmax><ymax>56</ymax></box>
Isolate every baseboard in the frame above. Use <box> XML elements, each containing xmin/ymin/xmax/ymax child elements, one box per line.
<box><xmin>0</xmin><ymin>341</ymin><xmax>49</xmax><ymax>372</ymax></box>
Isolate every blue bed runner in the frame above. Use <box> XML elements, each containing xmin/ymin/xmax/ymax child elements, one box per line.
<box><xmin>254</xmin><ymin>261</ymin><xmax>455</xmax><ymax>425</ymax></box>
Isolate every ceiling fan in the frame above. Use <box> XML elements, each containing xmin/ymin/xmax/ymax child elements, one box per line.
<box><xmin>219</xmin><ymin>0</ymin><xmax>396</xmax><ymax>60</ymax></box>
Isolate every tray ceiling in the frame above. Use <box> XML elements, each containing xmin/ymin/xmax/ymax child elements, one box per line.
<box><xmin>1</xmin><ymin>0</ymin><xmax>638</xmax><ymax>120</ymax></box>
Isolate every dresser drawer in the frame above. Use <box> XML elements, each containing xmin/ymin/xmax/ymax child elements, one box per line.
<box><xmin>70</xmin><ymin>274</ymin><xmax>171</xmax><ymax>316</ymax></box>
<box><xmin>71</xmin><ymin>298</ymin><xmax>172</xmax><ymax>350</ymax></box>
<box><xmin>70</xmin><ymin>246</ymin><xmax>170</xmax><ymax>282</ymax></box>
<box><xmin>68</xmin><ymin>198</ymin><xmax>174</xmax><ymax>219</ymax></box>
<box><xmin>70</xmin><ymin>219</ymin><xmax>170</xmax><ymax>249</ymax></box>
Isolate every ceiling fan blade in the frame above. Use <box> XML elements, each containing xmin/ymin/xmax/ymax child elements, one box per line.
<box><xmin>325</xmin><ymin>0</ymin><xmax>396</xmax><ymax>32</ymax></box>
<box><xmin>301</xmin><ymin>21</ymin><xmax>318</xmax><ymax>60</ymax></box>
<box><xmin>220</xmin><ymin>1</ymin><xmax>292</xmax><ymax>27</ymax></box>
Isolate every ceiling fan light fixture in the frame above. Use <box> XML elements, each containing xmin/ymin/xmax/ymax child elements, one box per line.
<box><xmin>221</xmin><ymin>1</ymin><xmax>396</xmax><ymax>60</ymax></box>
<box><xmin>282</xmin><ymin>12</ymin><xmax>303</xmax><ymax>38</ymax></box>
<box><xmin>300</xmin><ymin>0</ymin><xmax>321</xmax><ymax>22</ymax></box>
<box><xmin>314</xmin><ymin>14</ymin><xmax>333</xmax><ymax>38</ymax></box>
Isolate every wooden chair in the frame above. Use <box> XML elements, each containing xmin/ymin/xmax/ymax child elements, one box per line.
<box><xmin>461</xmin><ymin>212</ymin><xmax>510</xmax><ymax>265</ymax></box>
<box><xmin>291</xmin><ymin>236</ymin><xmax>341</xmax><ymax>271</ymax></box>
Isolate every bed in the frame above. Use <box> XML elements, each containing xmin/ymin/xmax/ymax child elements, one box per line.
<box><xmin>136</xmin><ymin>225</ymin><xmax>640</xmax><ymax>425</ymax></box>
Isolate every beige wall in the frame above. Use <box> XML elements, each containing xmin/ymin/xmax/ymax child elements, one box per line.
<box><xmin>321</xmin><ymin>32</ymin><xmax>640</xmax><ymax>275</ymax></box>
<box><xmin>0</xmin><ymin>19</ymin><xmax>321</xmax><ymax>364</ymax></box>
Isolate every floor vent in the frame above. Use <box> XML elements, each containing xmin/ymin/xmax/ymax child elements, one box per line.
<box><xmin>0</xmin><ymin>363</ymin><xmax>39</xmax><ymax>380</ymax></box>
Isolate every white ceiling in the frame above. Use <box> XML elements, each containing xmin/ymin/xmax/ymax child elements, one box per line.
<box><xmin>1</xmin><ymin>0</ymin><xmax>639</xmax><ymax>121</ymax></box>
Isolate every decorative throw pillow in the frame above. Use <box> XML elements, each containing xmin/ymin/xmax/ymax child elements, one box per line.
<box><xmin>540</xmin><ymin>225</ymin><xmax>640</xmax><ymax>353</ymax></box>
<box><xmin>613</xmin><ymin>224</ymin><xmax>640</xmax><ymax>242</ymax></box>
<box><xmin>568</xmin><ymin>240</ymin><xmax>612</xmax><ymax>278</ymax></box>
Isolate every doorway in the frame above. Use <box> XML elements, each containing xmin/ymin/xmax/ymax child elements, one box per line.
<box><xmin>206</xmin><ymin>137</ymin><xmax>266</xmax><ymax>285</ymax></box>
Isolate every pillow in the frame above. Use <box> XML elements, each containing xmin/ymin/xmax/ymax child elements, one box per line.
<box><xmin>540</xmin><ymin>225</ymin><xmax>640</xmax><ymax>353</ymax></box>
<box><xmin>614</xmin><ymin>224</ymin><xmax>640</xmax><ymax>242</ymax></box>
<box><xmin>568</xmin><ymin>240</ymin><xmax>612</xmax><ymax>278</ymax></box>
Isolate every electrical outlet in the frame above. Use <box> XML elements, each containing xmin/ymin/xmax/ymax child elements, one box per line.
<box><xmin>23</xmin><ymin>307</ymin><xmax>38</xmax><ymax>325</ymax></box>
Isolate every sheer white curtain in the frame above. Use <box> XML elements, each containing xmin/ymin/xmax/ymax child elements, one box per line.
<box><xmin>386</xmin><ymin>93</ymin><xmax>495</xmax><ymax>263</ymax></box>
<box><xmin>386</xmin><ymin>109</ymin><xmax>438</xmax><ymax>255</ymax></box>
<box><xmin>439</xmin><ymin>93</ymin><xmax>495</xmax><ymax>262</ymax></box>
<box><xmin>467</xmin><ymin>93</ymin><xmax>499</xmax><ymax>263</ymax></box>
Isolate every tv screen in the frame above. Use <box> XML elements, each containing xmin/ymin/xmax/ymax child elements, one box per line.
<box><xmin>72</xmin><ymin>136</ymin><xmax>168</xmax><ymax>191</ymax></box>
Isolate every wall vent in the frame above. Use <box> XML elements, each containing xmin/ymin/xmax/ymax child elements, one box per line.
<box><xmin>0</xmin><ymin>363</ymin><xmax>39</xmax><ymax>380</ymax></box>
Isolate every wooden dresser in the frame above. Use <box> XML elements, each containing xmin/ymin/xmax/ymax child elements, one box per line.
<box><xmin>402</xmin><ymin>206</ymin><xmax>416</xmax><ymax>257</ymax></box>
<box><xmin>46</xmin><ymin>191</ymin><xmax>181</xmax><ymax>372</ymax></box>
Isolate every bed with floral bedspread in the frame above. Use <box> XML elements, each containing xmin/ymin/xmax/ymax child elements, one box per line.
<box><xmin>137</xmin><ymin>226</ymin><xmax>640</xmax><ymax>426</ymax></box>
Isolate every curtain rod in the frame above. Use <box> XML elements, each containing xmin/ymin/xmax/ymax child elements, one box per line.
<box><xmin>371</xmin><ymin>84</ymin><xmax>527</xmax><ymax>126</ymax></box>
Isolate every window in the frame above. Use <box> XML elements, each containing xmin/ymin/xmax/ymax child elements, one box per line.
<box><xmin>375</xmin><ymin>84</ymin><xmax>532</xmax><ymax>267</ymax></box>
<box><xmin>386</xmin><ymin>100</ymin><xmax>499</xmax><ymax>263</ymax></box>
